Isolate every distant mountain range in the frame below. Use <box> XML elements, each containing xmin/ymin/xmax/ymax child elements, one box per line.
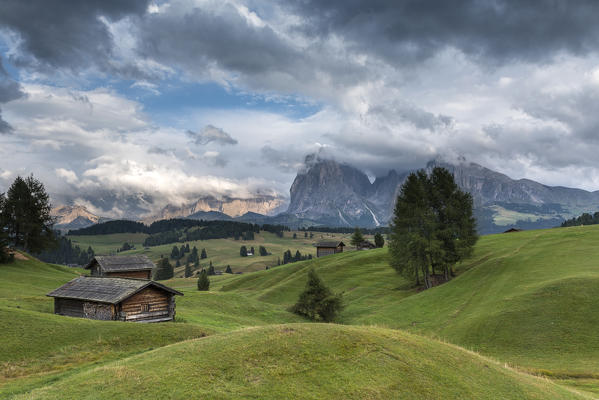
<box><xmin>285</xmin><ymin>158</ymin><xmax>599</xmax><ymax>233</ymax></box>
<box><xmin>51</xmin><ymin>205</ymin><xmax>109</xmax><ymax>232</ymax></box>
<box><xmin>141</xmin><ymin>195</ymin><xmax>287</xmax><ymax>224</ymax></box>
<box><xmin>53</xmin><ymin>158</ymin><xmax>599</xmax><ymax>235</ymax></box>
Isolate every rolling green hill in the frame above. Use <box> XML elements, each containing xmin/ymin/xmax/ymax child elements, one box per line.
<box><xmin>5</xmin><ymin>225</ymin><xmax>599</xmax><ymax>397</ymax></box>
<box><xmin>210</xmin><ymin>225</ymin><xmax>599</xmax><ymax>390</ymax></box>
<box><xmin>14</xmin><ymin>324</ymin><xmax>584</xmax><ymax>400</ymax></box>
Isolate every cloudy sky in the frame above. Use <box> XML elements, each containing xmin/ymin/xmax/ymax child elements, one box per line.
<box><xmin>2</xmin><ymin>0</ymin><xmax>599</xmax><ymax>217</ymax></box>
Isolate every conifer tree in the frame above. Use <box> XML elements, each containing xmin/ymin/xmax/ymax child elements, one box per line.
<box><xmin>153</xmin><ymin>258</ymin><xmax>174</xmax><ymax>280</ymax></box>
<box><xmin>240</xmin><ymin>245</ymin><xmax>247</xmax><ymax>257</ymax></box>
<box><xmin>374</xmin><ymin>233</ymin><xmax>385</xmax><ymax>248</ymax></box>
<box><xmin>350</xmin><ymin>227</ymin><xmax>365</xmax><ymax>248</ymax></box>
<box><xmin>197</xmin><ymin>270</ymin><xmax>210</xmax><ymax>291</ymax></box>
<box><xmin>170</xmin><ymin>245</ymin><xmax>179</xmax><ymax>259</ymax></box>
<box><xmin>200</xmin><ymin>248</ymin><xmax>207</xmax><ymax>259</ymax></box>
<box><xmin>389</xmin><ymin>168</ymin><xmax>477</xmax><ymax>288</ymax></box>
<box><xmin>225</xmin><ymin>265</ymin><xmax>232</xmax><ymax>274</ymax></box>
<box><xmin>184</xmin><ymin>262</ymin><xmax>192</xmax><ymax>278</ymax></box>
<box><xmin>1</xmin><ymin>175</ymin><xmax>54</xmax><ymax>253</ymax></box>
<box><xmin>291</xmin><ymin>269</ymin><xmax>343</xmax><ymax>322</ymax></box>
<box><xmin>259</xmin><ymin>245</ymin><xmax>268</xmax><ymax>256</ymax></box>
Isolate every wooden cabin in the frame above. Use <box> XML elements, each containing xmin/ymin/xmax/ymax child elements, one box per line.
<box><xmin>315</xmin><ymin>241</ymin><xmax>345</xmax><ymax>258</ymax></box>
<box><xmin>86</xmin><ymin>255</ymin><xmax>154</xmax><ymax>279</ymax></box>
<box><xmin>47</xmin><ymin>276</ymin><xmax>182</xmax><ymax>322</ymax></box>
<box><xmin>357</xmin><ymin>240</ymin><xmax>376</xmax><ymax>250</ymax></box>
<box><xmin>503</xmin><ymin>228</ymin><xmax>523</xmax><ymax>233</ymax></box>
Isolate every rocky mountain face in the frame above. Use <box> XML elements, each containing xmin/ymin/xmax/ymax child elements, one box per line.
<box><xmin>286</xmin><ymin>159</ymin><xmax>599</xmax><ymax>233</ymax></box>
<box><xmin>51</xmin><ymin>205</ymin><xmax>102</xmax><ymax>231</ymax></box>
<box><xmin>287</xmin><ymin>159</ymin><xmax>406</xmax><ymax>227</ymax></box>
<box><xmin>146</xmin><ymin>195</ymin><xmax>288</xmax><ymax>224</ymax></box>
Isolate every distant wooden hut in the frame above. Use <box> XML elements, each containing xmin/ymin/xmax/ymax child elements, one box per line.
<box><xmin>503</xmin><ymin>228</ymin><xmax>523</xmax><ymax>233</ymax></box>
<box><xmin>357</xmin><ymin>240</ymin><xmax>376</xmax><ymax>250</ymax></box>
<box><xmin>315</xmin><ymin>241</ymin><xmax>345</xmax><ymax>258</ymax></box>
<box><xmin>47</xmin><ymin>276</ymin><xmax>182</xmax><ymax>322</ymax></box>
<box><xmin>86</xmin><ymin>255</ymin><xmax>154</xmax><ymax>279</ymax></box>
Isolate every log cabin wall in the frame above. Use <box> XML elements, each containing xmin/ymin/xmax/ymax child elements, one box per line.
<box><xmin>317</xmin><ymin>247</ymin><xmax>336</xmax><ymax>257</ymax></box>
<box><xmin>82</xmin><ymin>302</ymin><xmax>115</xmax><ymax>320</ymax></box>
<box><xmin>54</xmin><ymin>298</ymin><xmax>115</xmax><ymax>320</ymax></box>
<box><xmin>119</xmin><ymin>286</ymin><xmax>171</xmax><ymax>322</ymax></box>
<box><xmin>54</xmin><ymin>298</ymin><xmax>85</xmax><ymax>318</ymax></box>
<box><xmin>106</xmin><ymin>270</ymin><xmax>151</xmax><ymax>279</ymax></box>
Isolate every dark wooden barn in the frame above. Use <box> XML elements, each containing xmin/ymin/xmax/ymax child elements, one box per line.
<box><xmin>503</xmin><ymin>228</ymin><xmax>523</xmax><ymax>233</ymax></box>
<box><xmin>315</xmin><ymin>241</ymin><xmax>345</xmax><ymax>258</ymax></box>
<box><xmin>47</xmin><ymin>276</ymin><xmax>183</xmax><ymax>322</ymax></box>
<box><xmin>86</xmin><ymin>255</ymin><xmax>154</xmax><ymax>279</ymax></box>
<box><xmin>356</xmin><ymin>240</ymin><xmax>376</xmax><ymax>250</ymax></box>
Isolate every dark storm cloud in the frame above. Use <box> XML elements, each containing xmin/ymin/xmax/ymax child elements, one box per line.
<box><xmin>285</xmin><ymin>0</ymin><xmax>599</xmax><ymax>64</ymax></box>
<box><xmin>0</xmin><ymin>58</ymin><xmax>24</xmax><ymax>133</ymax></box>
<box><xmin>0</xmin><ymin>0</ymin><xmax>149</xmax><ymax>72</ymax></box>
<box><xmin>134</xmin><ymin>2</ymin><xmax>369</xmax><ymax>95</ymax></box>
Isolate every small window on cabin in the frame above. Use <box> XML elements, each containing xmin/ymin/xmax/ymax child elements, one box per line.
<box><xmin>140</xmin><ymin>304</ymin><xmax>150</xmax><ymax>312</ymax></box>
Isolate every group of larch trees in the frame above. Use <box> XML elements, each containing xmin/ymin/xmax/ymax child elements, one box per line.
<box><xmin>388</xmin><ymin>167</ymin><xmax>478</xmax><ymax>289</ymax></box>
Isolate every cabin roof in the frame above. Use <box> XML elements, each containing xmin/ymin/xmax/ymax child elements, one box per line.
<box><xmin>503</xmin><ymin>228</ymin><xmax>523</xmax><ymax>233</ymax></box>
<box><xmin>47</xmin><ymin>276</ymin><xmax>183</xmax><ymax>304</ymax></box>
<box><xmin>315</xmin><ymin>241</ymin><xmax>345</xmax><ymax>248</ymax></box>
<box><xmin>85</xmin><ymin>255</ymin><xmax>155</xmax><ymax>272</ymax></box>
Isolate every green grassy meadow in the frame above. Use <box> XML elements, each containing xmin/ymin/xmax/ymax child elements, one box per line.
<box><xmin>5</xmin><ymin>226</ymin><xmax>599</xmax><ymax>398</ymax></box>
<box><xmin>15</xmin><ymin>324</ymin><xmax>583</xmax><ymax>400</ymax></box>
<box><xmin>69</xmin><ymin>231</ymin><xmax>361</xmax><ymax>274</ymax></box>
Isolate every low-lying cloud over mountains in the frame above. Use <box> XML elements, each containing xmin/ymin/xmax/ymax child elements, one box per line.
<box><xmin>3</xmin><ymin>1</ymin><xmax>599</xmax><ymax>216</ymax></box>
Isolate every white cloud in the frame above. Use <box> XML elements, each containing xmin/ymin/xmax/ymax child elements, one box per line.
<box><xmin>55</xmin><ymin>168</ymin><xmax>78</xmax><ymax>184</ymax></box>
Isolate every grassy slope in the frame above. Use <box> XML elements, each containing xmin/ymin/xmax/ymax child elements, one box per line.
<box><xmin>69</xmin><ymin>231</ymin><xmax>365</xmax><ymax>273</ymax></box>
<box><xmin>16</xmin><ymin>324</ymin><xmax>584</xmax><ymax>400</ymax></box>
<box><xmin>0</xmin><ymin>256</ymin><xmax>298</xmax><ymax>397</ymax></box>
<box><xmin>216</xmin><ymin>226</ymin><xmax>599</xmax><ymax>380</ymax></box>
<box><xmin>6</xmin><ymin>225</ymin><xmax>599</xmax><ymax>397</ymax></box>
<box><xmin>0</xmin><ymin>257</ymin><xmax>208</xmax><ymax>397</ymax></box>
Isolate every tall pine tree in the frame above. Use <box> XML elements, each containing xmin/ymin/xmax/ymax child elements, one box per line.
<box><xmin>389</xmin><ymin>168</ymin><xmax>477</xmax><ymax>289</ymax></box>
<box><xmin>1</xmin><ymin>175</ymin><xmax>54</xmax><ymax>253</ymax></box>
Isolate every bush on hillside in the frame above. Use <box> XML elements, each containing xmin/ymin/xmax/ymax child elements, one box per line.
<box><xmin>291</xmin><ymin>269</ymin><xmax>343</xmax><ymax>322</ymax></box>
<box><xmin>197</xmin><ymin>270</ymin><xmax>210</xmax><ymax>291</ymax></box>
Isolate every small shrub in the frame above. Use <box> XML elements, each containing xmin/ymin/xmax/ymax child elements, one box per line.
<box><xmin>197</xmin><ymin>270</ymin><xmax>210</xmax><ymax>291</ymax></box>
<box><xmin>291</xmin><ymin>269</ymin><xmax>343</xmax><ymax>322</ymax></box>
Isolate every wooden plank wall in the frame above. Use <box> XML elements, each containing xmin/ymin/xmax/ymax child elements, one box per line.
<box><xmin>55</xmin><ymin>298</ymin><xmax>85</xmax><ymax>318</ymax></box>
<box><xmin>119</xmin><ymin>287</ymin><xmax>171</xmax><ymax>321</ymax></box>
<box><xmin>106</xmin><ymin>270</ymin><xmax>151</xmax><ymax>279</ymax></box>
<box><xmin>317</xmin><ymin>247</ymin><xmax>336</xmax><ymax>257</ymax></box>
